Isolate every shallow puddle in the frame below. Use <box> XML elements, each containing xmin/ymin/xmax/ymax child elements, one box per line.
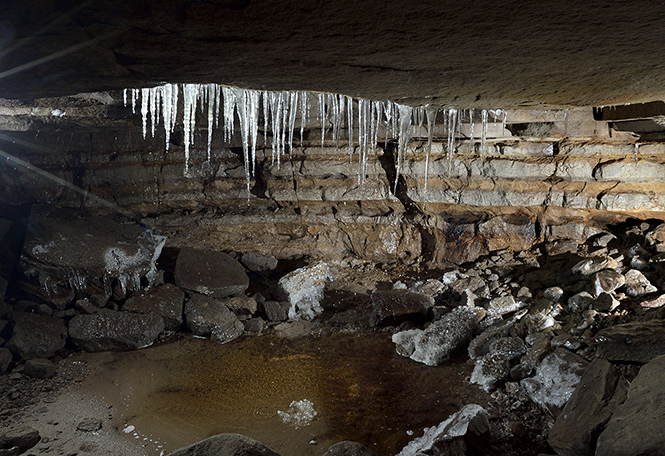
<box><xmin>74</xmin><ymin>331</ymin><xmax>489</xmax><ymax>456</ymax></box>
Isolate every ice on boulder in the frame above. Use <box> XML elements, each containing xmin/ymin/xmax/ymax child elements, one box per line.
<box><xmin>520</xmin><ymin>348</ymin><xmax>589</xmax><ymax>415</ymax></box>
<box><xmin>396</xmin><ymin>404</ymin><xmax>489</xmax><ymax>456</ymax></box>
<box><xmin>278</xmin><ymin>262</ymin><xmax>331</xmax><ymax>320</ymax></box>
<box><xmin>392</xmin><ymin>306</ymin><xmax>486</xmax><ymax>366</ymax></box>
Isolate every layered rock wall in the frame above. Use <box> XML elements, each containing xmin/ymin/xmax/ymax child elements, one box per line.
<box><xmin>2</xmin><ymin>98</ymin><xmax>664</xmax><ymax>264</ymax></box>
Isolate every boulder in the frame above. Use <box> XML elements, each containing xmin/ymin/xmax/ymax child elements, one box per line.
<box><xmin>549</xmin><ymin>359</ymin><xmax>628</xmax><ymax>456</ymax></box>
<box><xmin>240</xmin><ymin>252</ymin><xmax>278</xmax><ymax>272</ymax></box>
<box><xmin>322</xmin><ymin>441</ymin><xmax>377</xmax><ymax>456</ymax></box>
<box><xmin>278</xmin><ymin>262</ymin><xmax>331</xmax><ymax>320</ymax></box>
<box><xmin>596</xmin><ymin>354</ymin><xmax>665</xmax><ymax>456</ymax></box>
<box><xmin>396</xmin><ymin>404</ymin><xmax>490</xmax><ymax>456</ymax></box>
<box><xmin>595</xmin><ymin>319</ymin><xmax>665</xmax><ymax>363</ymax></box>
<box><xmin>567</xmin><ymin>292</ymin><xmax>594</xmax><ymax>313</ymax></box>
<box><xmin>175</xmin><ymin>247</ymin><xmax>249</xmax><ymax>298</ymax></box>
<box><xmin>369</xmin><ymin>289</ymin><xmax>432</xmax><ymax>326</ymax></box>
<box><xmin>20</xmin><ymin>205</ymin><xmax>165</xmax><ymax>297</ymax></box>
<box><xmin>184</xmin><ymin>294</ymin><xmax>243</xmax><ymax>344</ymax></box>
<box><xmin>6</xmin><ymin>312</ymin><xmax>67</xmax><ymax>360</ymax></box>
<box><xmin>392</xmin><ymin>306</ymin><xmax>485</xmax><ymax>366</ymax></box>
<box><xmin>0</xmin><ymin>426</ymin><xmax>40</xmax><ymax>454</ymax></box>
<box><xmin>0</xmin><ymin>347</ymin><xmax>11</xmax><ymax>373</ymax></box>
<box><xmin>23</xmin><ymin>358</ymin><xmax>56</xmax><ymax>379</ymax></box>
<box><xmin>167</xmin><ymin>433</ymin><xmax>279</xmax><ymax>456</ymax></box>
<box><xmin>224</xmin><ymin>296</ymin><xmax>258</xmax><ymax>316</ymax></box>
<box><xmin>623</xmin><ymin>269</ymin><xmax>657</xmax><ymax>297</ymax></box>
<box><xmin>68</xmin><ymin>309</ymin><xmax>164</xmax><ymax>351</ymax></box>
<box><xmin>520</xmin><ymin>348</ymin><xmax>589</xmax><ymax>415</ymax></box>
<box><xmin>123</xmin><ymin>283</ymin><xmax>185</xmax><ymax>330</ymax></box>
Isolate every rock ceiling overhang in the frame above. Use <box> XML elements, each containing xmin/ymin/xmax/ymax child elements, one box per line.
<box><xmin>2</xmin><ymin>0</ymin><xmax>665</xmax><ymax>108</ymax></box>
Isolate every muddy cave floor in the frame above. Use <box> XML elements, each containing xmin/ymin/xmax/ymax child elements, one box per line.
<box><xmin>1</xmin><ymin>235</ymin><xmax>659</xmax><ymax>456</ymax></box>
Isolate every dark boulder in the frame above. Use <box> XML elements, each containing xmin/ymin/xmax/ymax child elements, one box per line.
<box><xmin>175</xmin><ymin>247</ymin><xmax>249</xmax><ymax>298</ymax></box>
<box><xmin>68</xmin><ymin>309</ymin><xmax>164</xmax><ymax>351</ymax></box>
<box><xmin>370</xmin><ymin>289</ymin><xmax>433</xmax><ymax>326</ymax></box>
<box><xmin>595</xmin><ymin>319</ymin><xmax>665</xmax><ymax>363</ymax></box>
<box><xmin>167</xmin><ymin>433</ymin><xmax>280</xmax><ymax>456</ymax></box>
<box><xmin>6</xmin><ymin>312</ymin><xmax>67</xmax><ymax>360</ymax></box>
<box><xmin>184</xmin><ymin>294</ymin><xmax>243</xmax><ymax>344</ymax></box>
<box><xmin>321</xmin><ymin>441</ymin><xmax>377</xmax><ymax>456</ymax></box>
<box><xmin>123</xmin><ymin>283</ymin><xmax>184</xmax><ymax>330</ymax></box>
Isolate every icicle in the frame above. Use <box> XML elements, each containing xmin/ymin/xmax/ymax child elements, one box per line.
<box><xmin>249</xmin><ymin>89</ymin><xmax>260</xmax><ymax>176</ymax></box>
<box><xmin>347</xmin><ymin>96</ymin><xmax>354</xmax><ymax>161</ymax></box>
<box><xmin>141</xmin><ymin>88</ymin><xmax>149</xmax><ymax>139</ymax></box>
<box><xmin>288</xmin><ymin>91</ymin><xmax>298</xmax><ymax>154</ymax></box>
<box><xmin>206</xmin><ymin>84</ymin><xmax>217</xmax><ymax>161</ymax></box>
<box><xmin>123</xmin><ymin>88</ymin><xmax>128</xmax><ymax>106</ymax></box>
<box><xmin>424</xmin><ymin>107</ymin><xmax>436</xmax><ymax>194</ymax></box>
<box><xmin>395</xmin><ymin>104</ymin><xmax>413</xmax><ymax>192</ymax></box>
<box><xmin>384</xmin><ymin>101</ymin><xmax>393</xmax><ymax>147</ymax></box>
<box><xmin>337</xmin><ymin>95</ymin><xmax>346</xmax><ymax>148</ymax></box>
<box><xmin>232</xmin><ymin>88</ymin><xmax>252</xmax><ymax>194</ymax></box>
<box><xmin>480</xmin><ymin>109</ymin><xmax>488</xmax><ymax>159</ymax></box>
<box><xmin>447</xmin><ymin>108</ymin><xmax>458</xmax><ymax>175</ymax></box>
<box><xmin>318</xmin><ymin>93</ymin><xmax>327</xmax><ymax>150</ymax></box>
<box><xmin>501</xmin><ymin>110</ymin><xmax>507</xmax><ymax>134</ymax></box>
<box><xmin>564</xmin><ymin>108</ymin><xmax>570</xmax><ymax>135</ymax></box>
<box><xmin>357</xmin><ymin>98</ymin><xmax>370</xmax><ymax>185</ymax></box>
<box><xmin>183</xmin><ymin>84</ymin><xmax>200</xmax><ymax>175</ymax></box>
<box><xmin>299</xmin><ymin>91</ymin><xmax>308</xmax><ymax>144</ymax></box>
<box><xmin>634</xmin><ymin>143</ymin><xmax>640</xmax><ymax>158</ymax></box>
<box><xmin>469</xmin><ymin>108</ymin><xmax>475</xmax><ymax>145</ymax></box>
<box><xmin>149</xmin><ymin>87</ymin><xmax>159</xmax><ymax>138</ymax></box>
<box><xmin>131</xmin><ymin>88</ymin><xmax>138</xmax><ymax>114</ymax></box>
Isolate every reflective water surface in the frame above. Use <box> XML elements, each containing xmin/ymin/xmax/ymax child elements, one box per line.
<box><xmin>76</xmin><ymin>331</ymin><xmax>489</xmax><ymax>455</ymax></box>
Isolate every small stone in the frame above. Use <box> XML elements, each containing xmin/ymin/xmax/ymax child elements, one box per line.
<box><xmin>322</xmin><ymin>441</ymin><xmax>377</xmax><ymax>456</ymax></box>
<box><xmin>23</xmin><ymin>358</ymin><xmax>55</xmax><ymax>379</ymax></box>
<box><xmin>624</xmin><ymin>269</ymin><xmax>657</xmax><ymax>297</ymax></box>
<box><xmin>240</xmin><ymin>252</ymin><xmax>279</xmax><ymax>272</ymax></box>
<box><xmin>369</xmin><ymin>289</ymin><xmax>432</xmax><ymax>326</ymax></box>
<box><xmin>259</xmin><ymin>301</ymin><xmax>288</xmax><ymax>322</ymax></box>
<box><xmin>640</xmin><ymin>294</ymin><xmax>665</xmax><ymax>308</ymax></box>
<box><xmin>185</xmin><ymin>294</ymin><xmax>243</xmax><ymax>344</ymax></box>
<box><xmin>75</xmin><ymin>298</ymin><xmax>99</xmax><ymax>315</ymax></box>
<box><xmin>571</xmin><ymin>257</ymin><xmax>618</xmax><ymax>276</ymax></box>
<box><xmin>543</xmin><ymin>287</ymin><xmax>564</xmax><ymax>302</ymax></box>
<box><xmin>471</xmin><ymin>353</ymin><xmax>510</xmax><ymax>391</ymax></box>
<box><xmin>593</xmin><ymin>233</ymin><xmax>617</xmax><ymax>248</ymax></box>
<box><xmin>223</xmin><ymin>296</ymin><xmax>258</xmax><ymax>316</ymax></box>
<box><xmin>593</xmin><ymin>270</ymin><xmax>625</xmax><ymax>296</ymax></box>
<box><xmin>567</xmin><ymin>292</ymin><xmax>594</xmax><ymax>313</ymax></box>
<box><xmin>592</xmin><ymin>292</ymin><xmax>620</xmax><ymax>313</ymax></box>
<box><xmin>551</xmin><ymin>334</ymin><xmax>582</xmax><ymax>351</ymax></box>
<box><xmin>76</xmin><ymin>418</ymin><xmax>102</xmax><ymax>433</ymax></box>
<box><xmin>545</xmin><ymin>240</ymin><xmax>579</xmax><ymax>256</ymax></box>
<box><xmin>36</xmin><ymin>304</ymin><xmax>53</xmax><ymax>317</ymax></box>
<box><xmin>6</xmin><ymin>312</ymin><xmax>67</xmax><ymax>360</ymax></box>
<box><xmin>123</xmin><ymin>283</ymin><xmax>185</xmax><ymax>330</ymax></box>
<box><xmin>0</xmin><ymin>426</ymin><xmax>40</xmax><ymax>454</ymax></box>
<box><xmin>243</xmin><ymin>317</ymin><xmax>266</xmax><ymax>334</ymax></box>
<box><xmin>485</xmin><ymin>295</ymin><xmax>523</xmax><ymax>317</ymax></box>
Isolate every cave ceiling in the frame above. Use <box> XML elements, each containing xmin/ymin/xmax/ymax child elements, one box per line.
<box><xmin>1</xmin><ymin>0</ymin><xmax>665</xmax><ymax>108</ymax></box>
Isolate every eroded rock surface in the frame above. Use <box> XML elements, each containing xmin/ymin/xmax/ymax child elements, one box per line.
<box><xmin>68</xmin><ymin>309</ymin><xmax>164</xmax><ymax>351</ymax></box>
<box><xmin>167</xmin><ymin>433</ymin><xmax>280</xmax><ymax>456</ymax></box>
<box><xmin>595</xmin><ymin>319</ymin><xmax>665</xmax><ymax>363</ymax></box>
<box><xmin>6</xmin><ymin>312</ymin><xmax>67</xmax><ymax>360</ymax></box>
<box><xmin>123</xmin><ymin>283</ymin><xmax>185</xmax><ymax>330</ymax></box>
<box><xmin>175</xmin><ymin>247</ymin><xmax>249</xmax><ymax>298</ymax></box>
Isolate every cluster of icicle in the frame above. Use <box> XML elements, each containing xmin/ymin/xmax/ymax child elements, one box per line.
<box><xmin>124</xmin><ymin>84</ymin><xmax>504</xmax><ymax>194</ymax></box>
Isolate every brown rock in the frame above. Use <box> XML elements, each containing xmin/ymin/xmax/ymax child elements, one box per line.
<box><xmin>184</xmin><ymin>294</ymin><xmax>243</xmax><ymax>344</ymax></box>
<box><xmin>322</xmin><ymin>441</ymin><xmax>377</xmax><ymax>456</ymax></box>
<box><xmin>0</xmin><ymin>426</ymin><xmax>40</xmax><ymax>454</ymax></box>
<box><xmin>23</xmin><ymin>358</ymin><xmax>56</xmax><ymax>379</ymax></box>
<box><xmin>549</xmin><ymin>358</ymin><xmax>628</xmax><ymax>456</ymax></box>
<box><xmin>175</xmin><ymin>247</ymin><xmax>249</xmax><ymax>298</ymax></box>
<box><xmin>260</xmin><ymin>301</ymin><xmax>289</xmax><ymax>322</ymax></box>
<box><xmin>593</xmin><ymin>270</ymin><xmax>625</xmax><ymax>296</ymax></box>
<box><xmin>623</xmin><ymin>269</ymin><xmax>657</xmax><ymax>297</ymax></box>
<box><xmin>596</xmin><ymin>355</ymin><xmax>665</xmax><ymax>456</ymax></box>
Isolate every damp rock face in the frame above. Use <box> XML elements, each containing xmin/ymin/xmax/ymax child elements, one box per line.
<box><xmin>184</xmin><ymin>294</ymin><xmax>244</xmax><ymax>344</ymax></box>
<box><xmin>548</xmin><ymin>359</ymin><xmax>628</xmax><ymax>456</ymax></box>
<box><xmin>595</xmin><ymin>319</ymin><xmax>665</xmax><ymax>363</ymax></box>
<box><xmin>167</xmin><ymin>433</ymin><xmax>280</xmax><ymax>456</ymax></box>
<box><xmin>123</xmin><ymin>283</ymin><xmax>185</xmax><ymax>330</ymax></box>
<box><xmin>596</xmin><ymin>354</ymin><xmax>665</xmax><ymax>456</ymax></box>
<box><xmin>392</xmin><ymin>306</ymin><xmax>485</xmax><ymax>366</ymax></box>
<box><xmin>20</xmin><ymin>205</ymin><xmax>165</xmax><ymax>297</ymax></box>
<box><xmin>175</xmin><ymin>247</ymin><xmax>249</xmax><ymax>298</ymax></box>
<box><xmin>68</xmin><ymin>309</ymin><xmax>165</xmax><ymax>351</ymax></box>
<box><xmin>6</xmin><ymin>312</ymin><xmax>67</xmax><ymax>360</ymax></box>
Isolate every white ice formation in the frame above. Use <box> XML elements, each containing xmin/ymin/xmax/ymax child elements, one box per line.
<box><xmin>124</xmin><ymin>84</ymin><xmax>507</xmax><ymax>194</ymax></box>
<box><xmin>277</xmin><ymin>399</ymin><xmax>318</xmax><ymax>429</ymax></box>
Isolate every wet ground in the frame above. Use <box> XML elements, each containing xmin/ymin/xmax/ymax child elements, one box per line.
<box><xmin>31</xmin><ymin>331</ymin><xmax>489</xmax><ymax>456</ymax></box>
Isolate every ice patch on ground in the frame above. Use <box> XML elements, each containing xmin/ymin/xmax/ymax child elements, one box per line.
<box><xmin>277</xmin><ymin>399</ymin><xmax>317</xmax><ymax>428</ymax></box>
